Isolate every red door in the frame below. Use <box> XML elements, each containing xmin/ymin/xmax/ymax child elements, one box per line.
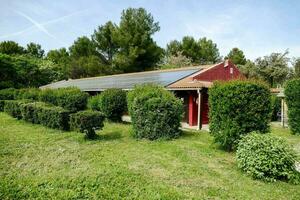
<box><xmin>202</xmin><ymin>93</ymin><xmax>209</xmax><ymax>124</ymax></box>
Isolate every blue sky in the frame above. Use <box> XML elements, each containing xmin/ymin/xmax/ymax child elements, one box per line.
<box><xmin>1</xmin><ymin>0</ymin><xmax>300</xmax><ymax>60</ymax></box>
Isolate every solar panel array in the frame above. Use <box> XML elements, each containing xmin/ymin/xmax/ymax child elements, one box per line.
<box><xmin>42</xmin><ymin>68</ymin><xmax>202</xmax><ymax>91</ymax></box>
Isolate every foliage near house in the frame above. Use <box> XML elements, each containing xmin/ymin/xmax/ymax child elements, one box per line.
<box><xmin>19</xmin><ymin>102</ymin><xmax>70</xmax><ymax>130</ymax></box>
<box><xmin>209</xmin><ymin>80</ymin><xmax>272</xmax><ymax>150</ymax></box>
<box><xmin>98</xmin><ymin>89</ymin><xmax>127</xmax><ymax>122</ymax></box>
<box><xmin>236</xmin><ymin>133</ymin><xmax>299</xmax><ymax>183</ymax></box>
<box><xmin>285</xmin><ymin>79</ymin><xmax>300</xmax><ymax>134</ymax></box>
<box><xmin>4</xmin><ymin>100</ymin><xmax>30</xmax><ymax>119</ymax></box>
<box><xmin>0</xmin><ymin>88</ymin><xmax>17</xmax><ymax>100</ymax></box>
<box><xmin>87</xmin><ymin>94</ymin><xmax>101</xmax><ymax>111</ymax></box>
<box><xmin>39</xmin><ymin>87</ymin><xmax>89</xmax><ymax>112</ymax></box>
<box><xmin>127</xmin><ymin>84</ymin><xmax>183</xmax><ymax>140</ymax></box>
<box><xmin>70</xmin><ymin>110</ymin><xmax>105</xmax><ymax>139</ymax></box>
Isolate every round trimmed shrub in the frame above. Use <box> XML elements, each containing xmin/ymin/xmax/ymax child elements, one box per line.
<box><xmin>209</xmin><ymin>80</ymin><xmax>272</xmax><ymax>151</ymax></box>
<box><xmin>236</xmin><ymin>133</ymin><xmax>299</xmax><ymax>183</ymax></box>
<box><xmin>127</xmin><ymin>84</ymin><xmax>183</xmax><ymax>140</ymax></box>
<box><xmin>70</xmin><ymin>110</ymin><xmax>105</xmax><ymax>139</ymax></box>
<box><xmin>285</xmin><ymin>79</ymin><xmax>300</xmax><ymax>134</ymax></box>
<box><xmin>98</xmin><ymin>89</ymin><xmax>127</xmax><ymax>122</ymax></box>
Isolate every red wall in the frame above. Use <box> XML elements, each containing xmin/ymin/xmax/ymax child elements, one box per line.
<box><xmin>193</xmin><ymin>61</ymin><xmax>243</xmax><ymax>82</ymax></box>
<box><xmin>188</xmin><ymin>92</ymin><xmax>198</xmax><ymax>126</ymax></box>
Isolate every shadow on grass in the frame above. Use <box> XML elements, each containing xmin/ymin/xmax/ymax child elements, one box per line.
<box><xmin>87</xmin><ymin>131</ymin><xmax>123</xmax><ymax>141</ymax></box>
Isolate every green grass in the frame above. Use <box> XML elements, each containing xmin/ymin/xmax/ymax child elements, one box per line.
<box><xmin>0</xmin><ymin>112</ymin><xmax>299</xmax><ymax>200</ymax></box>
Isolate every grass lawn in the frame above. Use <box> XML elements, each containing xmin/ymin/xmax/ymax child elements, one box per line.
<box><xmin>0</xmin><ymin>112</ymin><xmax>300</xmax><ymax>199</ymax></box>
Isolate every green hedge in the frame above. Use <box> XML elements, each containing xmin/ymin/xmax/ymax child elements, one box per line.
<box><xmin>20</xmin><ymin>102</ymin><xmax>70</xmax><ymax>130</ymax></box>
<box><xmin>209</xmin><ymin>80</ymin><xmax>272</xmax><ymax>151</ymax></box>
<box><xmin>70</xmin><ymin>110</ymin><xmax>105</xmax><ymax>139</ymax></box>
<box><xmin>98</xmin><ymin>89</ymin><xmax>127</xmax><ymax>121</ymax></box>
<box><xmin>4</xmin><ymin>100</ymin><xmax>31</xmax><ymax>119</ymax></box>
<box><xmin>15</xmin><ymin>88</ymin><xmax>40</xmax><ymax>100</ymax></box>
<box><xmin>237</xmin><ymin>133</ymin><xmax>299</xmax><ymax>183</ymax></box>
<box><xmin>0</xmin><ymin>88</ymin><xmax>17</xmax><ymax>100</ymax></box>
<box><xmin>127</xmin><ymin>84</ymin><xmax>183</xmax><ymax>140</ymax></box>
<box><xmin>271</xmin><ymin>95</ymin><xmax>281</xmax><ymax>121</ymax></box>
<box><xmin>0</xmin><ymin>100</ymin><xmax>5</xmax><ymax>111</ymax></box>
<box><xmin>39</xmin><ymin>87</ymin><xmax>89</xmax><ymax>112</ymax></box>
<box><xmin>285</xmin><ymin>79</ymin><xmax>300</xmax><ymax>134</ymax></box>
<box><xmin>87</xmin><ymin>94</ymin><xmax>101</xmax><ymax>111</ymax></box>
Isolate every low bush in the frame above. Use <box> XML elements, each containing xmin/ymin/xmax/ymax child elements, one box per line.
<box><xmin>236</xmin><ymin>133</ymin><xmax>299</xmax><ymax>183</ymax></box>
<box><xmin>98</xmin><ymin>89</ymin><xmax>127</xmax><ymax>121</ymax></box>
<box><xmin>20</xmin><ymin>102</ymin><xmax>70</xmax><ymax>130</ymax></box>
<box><xmin>0</xmin><ymin>88</ymin><xmax>17</xmax><ymax>100</ymax></box>
<box><xmin>36</xmin><ymin>104</ymin><xmax>70</xmax><ymax>130</ymax></box>
<box><xmin>209</xmin><ymin>80</ymin><xmax>272</xmax><ymax>151</ymax></box>
<box><xmin>39</xmin><ymin>87</ymin><xmax>89</xmax><ymax>112</ymax></box>
<box><xmin>127</xmin><ymin>84</ymin><xmax>183</xmax><ymax>140</ymax></box>
<box><xmin>70</xmin><ymin>110</ymin><xmax>105</xmax><ymax>139</ymax></box>
<box><xmin>271</xmin><ymin>95</ymin><xmax>281</xmax><ymax>121</ymax></box>
<box><xmin>285</xmin><ymin>79</ymin><xmax>300</xmax><ymax>134</ymax></box>
<box><xmin>87</xmin><ymin>94</ymin><xmax>101</xmax><ymax>111</ymax></box>
<box><xmin>0</xmin><ymin>100</ymin><xmax>5</xmax><ymax>111</ymax></box>
<box><xmin>4</xmin><ymin>100</ymin><xmax>30</xmax><ymax>119</ymax></box>
<box><xmin>15</xmin><ymin>88</ymin><xmax>40</xmax><ymax>100</ymax></box>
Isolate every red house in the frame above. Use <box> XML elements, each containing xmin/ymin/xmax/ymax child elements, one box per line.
<box><xmin>41</xmin><ymin>60</ymin><xmax>243</xmax><ymax>130</ymax></box>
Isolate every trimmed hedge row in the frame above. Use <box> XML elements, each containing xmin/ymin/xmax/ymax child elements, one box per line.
<box><xmin>4</xmin><ymin>100</ymin><xmax>31</xmax><ymax>119</ymax></box>
<box><xmin>0</xmin><ymin>87</ymin><xmax>89</xmax><ymax>113</ymax></box>
<box><xmin>0</xmin><ymin>88</ymin><xmax>17</xmax><ymax>100</ymax></box>
<box><xmin>285</xmin><ymin>79</ymin><xmax>300</xmax><ymax>134</ymax></box>
<box><xmin>39</xmin><ymin>88</ymin><xmax>89</xmax><ymax>112</ymax></box>
<box><xmin>20</xmin><ymin>102</ymin><xmax>70</xmax><ymax>130</ymax></box>
<box><xmin>237</xmin><ymin>133</ymin><xmax>299</xmax><ymax>183</ymax></box>
<box><xmin>70</xmin><ymin>110</ymin><xmax>105</xmax><ymax>139</ymax></box>
<box><xmin>209</xmin><ymin>80</ymin><xmax>272</xmax><ymax>151</ymax></box>
<box><xmin>3</xmin><ymin>100</ymin><xmax>104</xmax><ymax>135</ymax></box>
<box><xmin>0</xmin><ymin>100</ymin><xmax>5</xmax><ymax>111</ymax></box>
<box><xmin>4</xmin><ymin>100</ymin><xmax>70</xmax><ymax>130</ymax></box>
<box><xmin>127</xmin><ymin>84</ymin><xmax>183</xmax><ymax>140</ymax></box>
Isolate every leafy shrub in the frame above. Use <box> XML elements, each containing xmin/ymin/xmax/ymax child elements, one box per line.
<box><xmin>236</xmin><ymin>133</ymin><xmax>299</xmax><ymax>183</ymax></box>
<box><xmin>87</xmin><ymin>94</ymin><xmax>101</xmax><ymax>111</ymax></box>
<box><xmin>0</xmin><ymin>100</ymin><xmax>5</xmax><ymax>111</ymax></box>
<box><xmin>20</xmin><ymin>102</ymin><xmax>70</xmax><ymax>130</ymax></box>
<box><xmin>0</xmin><ymin>88</ymin><xmax>17</xmax><ymax>100</ymax></box>
<box><xmin>127</xmin><ymin>84</ymin><xmax>183</xmax><ymax>140</ymax></box>
<box><xmin>15</xmin><ymin>88</ymin><xmax>40</xmax><ymax>100</ymax></box>
<box><xmin>70</xmin><ymin>110</ymin><xmax>105</xmax><ymax>139</ymax></box>
<box><xmin>271</xmin><ymin>95</ymin><xmax>281</xmax><ymax>121</ymax></box>
<box><xmin>39</xmin><ymin>87</ymin><xmax>89</xmax><ymax>112</ymax></box>
<box><xmin>209</xmin><ymin>80</ymin><xmax>272</xmax><ymax>151</ymax></box>
<box><xmin>4</xmin><ymin>100</ymin><xmax>30</xmax><ymax>119</ymax></box>
<box><xmin>35</xmin><ymin>104</ymin><xmax>70</xmax><ymax>130</ymax></box>
<box><xmin>98</xmin><ymin>89</ymin><xmax>127</xmax><ymax>121</ymax></box>
<box><xmin>285</xmin><ymin>79</ymin><xmax>300</xmax><ymax>134</ymax></box>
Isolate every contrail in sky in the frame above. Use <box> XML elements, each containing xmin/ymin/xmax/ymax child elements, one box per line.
<box><xmin>14</xmin><ymin>10</ymin><xmax>57</xmax><ymax>39</ymax></box>
<box><xmin>0</xmin><ymin>9</ymin><xmax>88</xmax><ymax>40</ymax></box>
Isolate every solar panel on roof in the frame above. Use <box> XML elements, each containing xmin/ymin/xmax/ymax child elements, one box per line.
<box><xmin>42</xmin><ymin>68</ymin><xmax>202</xmax><ymax>91</ymax></box>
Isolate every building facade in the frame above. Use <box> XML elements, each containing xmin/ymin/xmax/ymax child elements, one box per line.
<box><xmin>41</xmin><ymin>60</ymin><xmax>243</xmax><ymax>130</ymax></box>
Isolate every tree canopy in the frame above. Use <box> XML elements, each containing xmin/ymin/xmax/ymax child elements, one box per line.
<box><xmin>166</xmin><ymin>36</ymin><xmax>220</xmax><ymax>64</ymax></box>
<box><xmin>0</xmin><ymin>41</ymin><xmax>25</xmax><ymax>55</ymax></box>
<box><xmin>226</xmin><ymin>48</ymin><xmax>246</xmax><ymax>65</ymax></box>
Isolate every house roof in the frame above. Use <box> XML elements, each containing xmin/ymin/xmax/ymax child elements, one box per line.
<box><xmin>40</xmin><ymin>64</ymin><xmax>213</xmax><ymax>91</ymax></box>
